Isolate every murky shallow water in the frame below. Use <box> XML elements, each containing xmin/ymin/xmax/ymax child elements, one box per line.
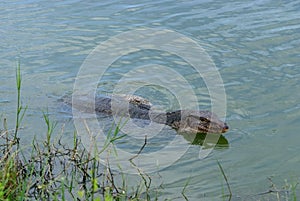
<box><xmin>1</xmin><ymin>0</ymin><xmax>300</xmax><ymax>200</ymax></box>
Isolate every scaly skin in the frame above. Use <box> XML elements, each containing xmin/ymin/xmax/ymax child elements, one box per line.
<box><xmin>64</xmin><ymin>94</ymin><xmax>229</xmax><ymax>134</ymax></box>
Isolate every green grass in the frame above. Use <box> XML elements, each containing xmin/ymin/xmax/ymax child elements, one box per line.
<box><xmin>0</xmin><ymin>63</ymin><xmax>158</xmax><ymax>200</ymax></box>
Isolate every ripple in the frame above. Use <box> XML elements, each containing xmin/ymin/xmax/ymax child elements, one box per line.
<box><xmin>1</xmin><ymin>0</ymin><xmax>300</xmax><ymax>199</ymax></box>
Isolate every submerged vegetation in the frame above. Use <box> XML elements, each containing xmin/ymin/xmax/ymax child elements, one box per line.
<box><xmin>0</xmin><ymin>64</ymin><xmax>299</xmax><ymax>200</ymax></box>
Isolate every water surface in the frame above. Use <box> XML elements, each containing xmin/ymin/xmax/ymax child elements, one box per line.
<box><xmin>1</xmin><ymin>0</ymin><xmax>299</xmax><ymax>200</ymax></box>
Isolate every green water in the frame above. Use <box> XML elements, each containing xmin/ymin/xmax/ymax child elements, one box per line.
<box><xmin>1</xmin><ymin>0</ymin><xmax>299</xmax><ymax>200</ymax></box>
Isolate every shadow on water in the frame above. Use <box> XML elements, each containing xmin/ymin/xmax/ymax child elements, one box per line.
<box><xmin>181</xmin><ymin>133</ymin><xmax>229</xmax><ymax>149</ymax></box>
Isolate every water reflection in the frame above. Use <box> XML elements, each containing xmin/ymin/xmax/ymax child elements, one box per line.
<box><xmin>181</xmin><ymin>132</ymin><xmax>229</xmax><ymax>149</ymax></box>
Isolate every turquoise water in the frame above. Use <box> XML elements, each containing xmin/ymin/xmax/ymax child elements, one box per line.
<box><xmin>1</xmin><ymin>0</ymin><xmax>300</xmax><ymax>200</ymax></box>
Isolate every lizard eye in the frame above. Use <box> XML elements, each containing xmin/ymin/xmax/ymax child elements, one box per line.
<box><xmin>199</xmin><ymin>117</ymin><xmax>209</xmax><ymax>123</ymax></box>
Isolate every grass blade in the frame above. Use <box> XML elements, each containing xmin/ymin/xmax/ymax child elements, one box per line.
<box><xmin>217</xmin><ymin>160</ymin><xmax>232</xmax><ymax>200</ymax></box>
